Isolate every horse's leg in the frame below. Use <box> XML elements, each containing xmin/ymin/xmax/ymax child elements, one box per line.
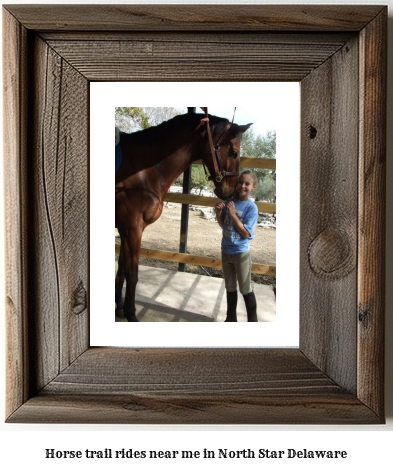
<box><xmin>115</xmin><ymin>243</ymin><xmax>125</xmax><ymax>318</ymax></box>
<box><xmin>122</xmin><ymin>226</ymin><xmax>143</xmax><ymax>322</ymax></box>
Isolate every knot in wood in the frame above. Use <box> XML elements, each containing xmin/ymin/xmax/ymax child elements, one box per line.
<box><xmin>309</xmin><ymin>125</ymin><xmax>317</xmax><ymax>139</ymax></box>
<box><xmin>73</xmin><ymin>281</ymin><xmax>87</xmax><ymax>315</ymax></box>
<box><xmin>308</xmin><ymin>228</ymin><xmax>355</xmax><ymax>279</ymax></box>
<box><xmin>358</xmin><ymin>307</ymin><xmax>370</xmax><ymax>325</ymax></box>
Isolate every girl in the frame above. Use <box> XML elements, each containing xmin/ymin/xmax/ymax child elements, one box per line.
<box><xmin>215</xmin><ymin>170</ymin><xmax>259</xmax><ymax>322</ymax></box>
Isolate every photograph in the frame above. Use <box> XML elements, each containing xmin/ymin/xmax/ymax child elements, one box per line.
<box><xmin>114</xmin><ymin>106</ymin><xmax>277</xmax><ymax>323</ymax></box>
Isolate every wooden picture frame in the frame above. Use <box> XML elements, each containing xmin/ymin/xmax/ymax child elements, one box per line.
<box><xmin>3</xmin><ymin>5</ymin><xmax>386</xmax><ymax>424</ymax></box>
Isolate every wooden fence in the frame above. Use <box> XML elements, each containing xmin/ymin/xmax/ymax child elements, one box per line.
<box><xmin>115</xmin><ymin>157</ymin><xmax>276</xmax><ymax>276</ymax></box>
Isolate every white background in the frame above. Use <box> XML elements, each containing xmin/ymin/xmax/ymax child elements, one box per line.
<box><xmin>1</xmin><ymin>0</ymin><xmax>392</xmax><ymax>472</ymax></box>
<box><xmin>91</xmin><ymin>83</ymin><xmax>300</xmax><ymax>347</ymax></box>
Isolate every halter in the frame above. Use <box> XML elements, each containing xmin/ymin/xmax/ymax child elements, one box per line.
<box><xmin>199</xmin><ymin>107</ymin><xmax>239</xmax><ymax>183</ymax></box>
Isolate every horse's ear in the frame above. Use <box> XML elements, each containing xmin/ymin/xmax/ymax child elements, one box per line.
<box><xmin>231</xmin><ymin>123</ymin><xmax>252</xmax><ymax>136</ymax></box>
<box><xmin>239</xmin><ymin>123</ymin><xmax>253</xmax><ymax>134</ymax></box>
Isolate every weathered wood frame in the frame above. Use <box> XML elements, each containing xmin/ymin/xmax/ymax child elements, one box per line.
<box><xmin>3</xmin><ymin>5</ymin><xmax>386</xmax><ymax>423</ymax></box>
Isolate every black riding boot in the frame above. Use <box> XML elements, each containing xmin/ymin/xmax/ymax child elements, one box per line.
<box><xmin>225</xmin><ymin>291</ymin><xmax>238</xmax><ymax>322</ymax></box>
<box><xmin>243</xmin><ymin>291</ymin><xmax>258</xmax><ymax>322</ymax></box>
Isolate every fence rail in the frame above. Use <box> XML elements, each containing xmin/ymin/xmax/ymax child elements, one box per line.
<box><xmin>164</xmin><ymin>192</ymin><xmax>276</xmax><ymax>214</ymax></box>
<box><xmin>115</xmin><ymin>243</ymin><xmax>276</xmax><ymax>276</ymax></box>
<box><xmin>195</xmin><ymin>157</ymin><xmax>276</xmax><ymax>170</ymax></box>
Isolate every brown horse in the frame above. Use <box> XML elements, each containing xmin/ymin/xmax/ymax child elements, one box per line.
<box><xmin>115</xmin><ymin>111</ymin><xmax>252</xmax><ymax>321</ymax></box>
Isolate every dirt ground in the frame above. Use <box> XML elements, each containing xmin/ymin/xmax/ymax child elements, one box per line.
<box><xmin>116</xmin><ymin>203</ymin><xmax>276</xmax><ymax>288</ymax></box>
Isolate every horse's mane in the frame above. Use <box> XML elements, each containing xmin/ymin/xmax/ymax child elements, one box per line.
<box><xmin>122</xmin><ymin>113</ymin><xmax>230</xmax><ymax>143</ymax></box>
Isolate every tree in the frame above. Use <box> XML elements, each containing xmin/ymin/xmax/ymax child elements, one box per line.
<box><xmin>241</xmin><ymin>129</ymin><xmax>276</xmax><ymax>161</ymax></box>
<box><xmin>240</xmin><ymin>127</ymin><xmax>276</xmax><ymax>202</ymax></box>
<box><xmin>191</xmin><ymin>165</ymin><xmax>210</xmax><ymax>194</ymax></box>
<box><xmin>142</xmin><ymin>107</ymin><xmax>181</xmax><ymax>126</ymax></box>
<box><xmin>115</xmin><ymin>107</ymin><xmax>150</xmax><ymax>132</ymax></box>
<box><xmin>115</xmin><ymin>107</ymin><xmax>181</xmax><ymax>133</ymax></box>
<box><xmin>254</xmin><ymin>173</ymin><xmax>276</xmax><ymax>202</ymax></box>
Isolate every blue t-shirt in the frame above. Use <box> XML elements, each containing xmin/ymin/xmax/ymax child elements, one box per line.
<box><xmin>221</xmin><ymin>197</ymin><xmax>259</xmax><ymax>254</ymax></box>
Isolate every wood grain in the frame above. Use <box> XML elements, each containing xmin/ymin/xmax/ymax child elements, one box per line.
<box><xmin>3</xmin><ymin>5</ymin><xmax>384</xmax><ymax>31</ymax></box>
<box><xmin>44</xmin><ymin>37</ymin><xmax>348</xmax><ymax>82</ymax></box>
<box><xmin>3</xmin><ymin>8</ymin><xmax>30</xmax><ymax>418</ymax></box>
<box><xmin>7</xmin><ymin>348</ymin><xmax>379</xmax><ymax>424</ymax></box>
<box><xmin>3</xmin><ymin>5</ymin><xmax>386</xmax><ymax>424</ymax></box>
<box><xmin>357</xmin><ymin>9</ymin><xmax>387</xmax><ymax>417</ymax></box>
<box><xmin>26</xmin><ymin>36</ymin><xmax>89</xmax><ymax>391</ymax></box>
<box><xmin>300</xmin><ymin>35</ymin><xmax>359</xmax><ymax>394</ymax></box>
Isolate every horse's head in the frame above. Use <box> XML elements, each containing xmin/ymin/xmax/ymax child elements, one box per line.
<box><xmin>199</xmin><ymin>115</ymin><xmax>252</xmax><ymax>200</ymax></box>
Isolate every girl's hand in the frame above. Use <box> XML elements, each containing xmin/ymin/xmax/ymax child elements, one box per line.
<box><xmin>215</xmin><ymin>202</ymin><xmax>225</xmax><ymax>213</ymax></box>
<box><xmin>226</xmin><ymin>201</ymin><xmax>236</xmax><ymax>217</ymax></box>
